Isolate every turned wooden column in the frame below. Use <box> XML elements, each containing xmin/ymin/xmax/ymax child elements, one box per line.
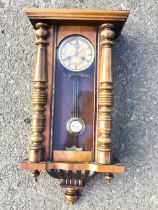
<box><xmin>28</xmin><ymin>23</ymin><xmax>49</xmax><ymax>162</ymax></box>
<box><xmin>97</xmin><ymin>23</ymin><xmax>115</xmax><ymax>164</ymax></box>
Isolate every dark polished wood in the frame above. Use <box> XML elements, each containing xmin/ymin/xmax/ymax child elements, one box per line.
<box><xmin>18</xmin><ymin>160</ymin><xmax>125</xmax><ymax>173</ymax></box>
<box><xmin>28</xmin><ymin>23</ymin><xmax>49</xmax><ymax>162</ymax></box>
<box><xmin>19</xmin><ymin>8</ymin><xmax>129</xmax><ymax>203</ymax></box>
<box><xmin>53</xmin><ymin>151</ymin><xmax>93</xmax><ymax>162</ymax></box>
<box><xmin>25</xmin><ymin>8</ymin><xmax>129</xmax><ymax>38</ymax></box>
<box><xmin>96</xmin><ymin>24</ymin><xmax>115</xmax><ymax>164</ymax></box>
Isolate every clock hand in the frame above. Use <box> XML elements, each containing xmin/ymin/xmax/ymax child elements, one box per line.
<box><xmin>75</xmin><ymin>47</ymin><xmax>84</xmax><ymax>57</ymax></box>
<box><xmin>62</xmin><ymin>55</ymin><xmax>73</xmax><ymax>61</ymax></box>
<box><xmin>81</xmin><ymin>56</ymin><xmax>85</xmax><ymax>61</ymax></box>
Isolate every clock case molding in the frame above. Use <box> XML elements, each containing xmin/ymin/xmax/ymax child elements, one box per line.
<box><xmin>18</xmin><ymin>8</ymin><xmax>129</xmax><ymax>203</ymax></box>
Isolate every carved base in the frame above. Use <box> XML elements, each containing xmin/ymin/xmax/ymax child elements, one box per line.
<box><xmin>19</xmin><ymin>161</ymin><xmax>124</xmax><ymax>202</ymax></box>
<box><xmin>47</xmin><ymin>170</ymin><xmax>96</xmax><ymax>203</ymax></box>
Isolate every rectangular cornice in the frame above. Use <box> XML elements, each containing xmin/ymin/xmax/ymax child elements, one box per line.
<box><xmin>25</xmin><ymin>8</ymin><xmax>130</xmax><ymax>38</ymax></box>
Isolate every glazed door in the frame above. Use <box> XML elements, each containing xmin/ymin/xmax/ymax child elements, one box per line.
<box><xmin>52</xmin><ymin>26</ymin><xmax>97</xmax><ymax>162</ymax></box>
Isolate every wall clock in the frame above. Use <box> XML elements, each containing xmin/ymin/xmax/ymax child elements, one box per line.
<box><xmin>19</xmin><ymin>8</ymin><xmax>129</xmax><ymax>204</ymax></box>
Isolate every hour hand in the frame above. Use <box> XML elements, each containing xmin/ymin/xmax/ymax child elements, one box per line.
<box><xmin>75</xmin><ymin>47</ymin><xmax>83</xmax><ymax>56</ymax></box>
<box><xmin>62</xmin><ymin>55</ymin><xmax>72</xmax><ymax>61</ymax></box>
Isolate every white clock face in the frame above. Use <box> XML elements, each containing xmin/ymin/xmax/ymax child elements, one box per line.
<box><xmin>66</xmin><ymin>117</ymin><xmax>85</xmax><ymax>135</ymax></box>
<box><xmin>70</xmin><ymin>120</ymin><xmax>83</xmax><ymax>133</ymax></box>
<box><xmin>58</xmin><ymin>35</ymin><xmax>95</xmax><ymax>72</ymax></box>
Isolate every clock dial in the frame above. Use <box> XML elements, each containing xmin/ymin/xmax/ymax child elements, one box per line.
<box><xmin>58</xmin><ymin>35</ymin><xmax>94</xmax><ymax>72</ymax></box>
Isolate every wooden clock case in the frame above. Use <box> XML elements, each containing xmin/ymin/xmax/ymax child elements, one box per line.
<box><xmin>19</xmin><ymin>8</ymin><xmax>129</xmax><ymax>203</ymax></box>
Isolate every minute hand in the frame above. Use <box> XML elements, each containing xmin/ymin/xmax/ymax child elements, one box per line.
<box><xmin>75</xmin><ymin>47</ymin><xmax>84</xmax><ymax>56</ymax></box>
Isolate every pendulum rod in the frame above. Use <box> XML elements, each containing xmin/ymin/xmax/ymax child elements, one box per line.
<box><xmin>72</xmin><ymin>75</ymin><xmax>79</xmax><ymax>117</ymax></box>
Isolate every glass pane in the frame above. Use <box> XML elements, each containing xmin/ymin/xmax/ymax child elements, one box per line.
<box><xmin>52</xmin><ymin>35</ymin><xmax>96</xmax><ymax>152</ymax></box>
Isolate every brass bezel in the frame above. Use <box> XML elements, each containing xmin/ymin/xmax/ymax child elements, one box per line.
<box><xmin>66</xmin><ymin>117</ymin><xmax>85</xmax><ymax>136</ymax></box>
<box><xmin>58</xmin><ymin>35</ymin><xmax>95</xmax><ymax>72</ymax></box>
